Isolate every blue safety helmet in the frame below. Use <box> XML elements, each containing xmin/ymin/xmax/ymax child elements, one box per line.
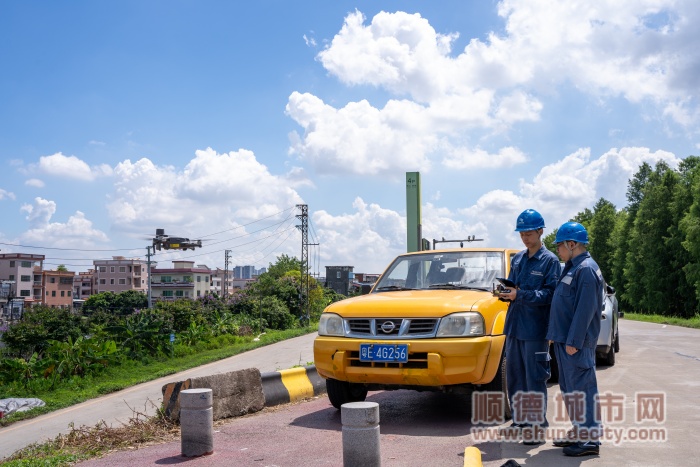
<box><xmin>514</xmin><ymin>209</ymin><xmax>545</xmax><ymax>232</ymax></box>
<box><xmin>555</xmin><ymin>222</ymin><xmax>589</xmax><ymax>244</ymax></box>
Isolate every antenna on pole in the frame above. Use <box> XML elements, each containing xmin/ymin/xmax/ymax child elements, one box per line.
<box><xmin>432</xmin><ymin>235</ymin><xmax>483</xmax><ymax>250</ymax></box>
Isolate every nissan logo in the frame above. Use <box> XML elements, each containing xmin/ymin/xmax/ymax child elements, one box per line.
<box><xmin>380</xmin><ymin>321</ymin><xmax>396</xmax><ymax>333</ymax></box>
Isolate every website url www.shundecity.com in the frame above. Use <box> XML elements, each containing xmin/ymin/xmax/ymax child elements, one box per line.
<box><xmin>471</xmin><ymin>426</ymin><xmax>667</xmax><ymax>446</ymax></box>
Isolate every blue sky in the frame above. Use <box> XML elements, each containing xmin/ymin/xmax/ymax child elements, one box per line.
<box><xmin>1</xmin><ymin>1</ymin><xmax>698</xmax><ymax>275</ymax></box>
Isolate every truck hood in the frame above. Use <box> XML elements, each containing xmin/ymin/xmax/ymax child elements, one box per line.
<box><xmin>325</xmin><ymin>289</ymin><xmax>496</xmax><ymax>318</ymax></box>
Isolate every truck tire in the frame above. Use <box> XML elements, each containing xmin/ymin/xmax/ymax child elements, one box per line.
<box><xmin>481</xmin><ymin>351</ymin><xmax>512</xmax><ymax>420</ymax></box>
<box><xmin>326</xmin><ymin>378</ymin><xmax>368</xmax><ymax>409</ymax></box>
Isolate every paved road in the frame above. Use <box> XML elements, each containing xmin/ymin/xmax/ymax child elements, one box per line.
<box><xmin>0</xmin><ymin>332</ymin><xmax>317</xmax><ymax>460</ymax></box>
<box><xmin>76</xmin><ymin>318</ymin><xmax>700</xmax><ymax>467</ymax></box>
<box><xmin>4</xmin><ymin>320</ymin><xmax>700</xmax><ymax>466</ymax></box>
<box><xmin>81</xmin><ymin>320</ymin><xmax>700</xmax><ymax>467</ymax></box>
<box><xmin>489</xmin><ymin>318</ymin><xmax>700</xmax><ymax>466</ymax></box>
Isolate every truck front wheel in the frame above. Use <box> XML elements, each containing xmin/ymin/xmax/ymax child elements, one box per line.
<box><xmin>480</xmin><ymin>351</ymin><xmax>512</xmax><ymax>420</ymax></box>
<box><xmin>326</xmin><ymin>378</ymin><xmax>368</xmax><ymax>409</ymax></box>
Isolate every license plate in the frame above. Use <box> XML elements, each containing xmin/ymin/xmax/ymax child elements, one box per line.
<box><xmin>359</xmin><ymin>343</ymin><xmax>408</xmax><ymax>363</ymax></box>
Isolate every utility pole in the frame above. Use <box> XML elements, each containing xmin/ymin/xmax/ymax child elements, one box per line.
<box><xmin>296</xmin><ymin>204</ymin><xmax>318</xmax><ymax>326</ymax></box>
<box><xmin>146</xmin><ymin>245</ymin><xmax>154</xmax><ymax>309</ymax></box>
<box><xmin>224</xmin><ymin>249</ymin><xmax>231</xmax><ymax>299</ymax></box>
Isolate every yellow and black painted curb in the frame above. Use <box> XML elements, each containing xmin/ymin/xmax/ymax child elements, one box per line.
<box><xmin>162</xmin><ymin>365</ymin><xmax>327</xmax><ymax>420</ymax></box>
<box><xmin>262</xmin><ymin>365</ymin><xmax>326</xmax><ymax>407</ymax></box>
<box><xmin>162</xmin><ymin>379</ymin><xmax>193</xmax><ymax>420</ymax></box>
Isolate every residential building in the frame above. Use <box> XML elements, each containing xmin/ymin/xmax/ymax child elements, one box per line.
<box><xmin>325</xmin><ymin>266</ymin><xmax>354</xmax><ymax>296</ymax></box>
<box><xmin>352</xmin><ymin>272</ymin><xmax>380</xmax><ymax>294</ymax></box>
<box><xmin>43</xmin><ymin>269</ymin><xmax>75</xmax><ymax>309</ymax></box>
<box><xmin>0</xmin><ymin>253</ymin><xmax>45</xmax><ymax>308</ymax></box>
<box><xmin>210</xmin><ymin>267</ymin><xmax>233</xmax><ymax>296</ymax></box>
<box><xmin>231</xmin><ymin>278</ymin><xmax>255</xmax><ymax>291</ymax></box>
<box><xmin>150</xmin><ymin>261</ymin><xmax>211</xmax><ymax>303</ymax></box>
<box><xmin>74</xmin><ymin>270</ymin><xmax>96</xmax><ymax>299</ymax></box>
<box><xmin>353</xmin><ymin>273</ymin><xmax>380</xmax><ymax>284</ymax></box>
<box><xmin>93</xmin><ymin>256</ymin><xmax>149</xmax><ymax>294</ymax></box>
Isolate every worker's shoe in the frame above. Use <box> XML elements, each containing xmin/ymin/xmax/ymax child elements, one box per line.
<box><xmin>553</xmin><ymin>429</ymin><xmax>577</xmax><ymax>447</ymax></box>
<box><xmin>563</xmin><ymin>441</ymin><xmax>600</xmax><ymax>457</ymax></box>
<box><xmin>521</xmin><ymin>425</ymin><xmax>545</xmax><ymax>445</ymax></box>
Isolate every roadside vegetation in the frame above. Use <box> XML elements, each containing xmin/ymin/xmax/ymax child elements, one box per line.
<box><xmin>2</xmin><ymin>408</ymin><xmax>181</xmax><ymax>466</ymax></box>
<box><xmin>0</xmin><ymin>254</ymin><xmax>344</xmax><ymax>429</ymax></box>
<box><xmin>543</xmin><ymin>157</ymin><xmax>700</xmax><ymax>320</ymax></box>
<box><xmin>622</xmin><ymin>312</ymin><xmax>700</xmax><ymax>329</ymax></box>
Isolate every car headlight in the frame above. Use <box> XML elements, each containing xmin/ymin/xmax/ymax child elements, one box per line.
<box><xmin>318</xmin><ymin>313</ymin><xmax>345</xmax><ymax>336</ymax></box>
<box><xmin>436</xmin><ymin>312</ymin><xmax>485</xmax><ymax>337</ymax></box>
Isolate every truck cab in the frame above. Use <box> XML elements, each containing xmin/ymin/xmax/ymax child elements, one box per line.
<box><xmin>314</xmin><ymin>247</ymin><xmax>519</xmax><ymax>414</ymax></box>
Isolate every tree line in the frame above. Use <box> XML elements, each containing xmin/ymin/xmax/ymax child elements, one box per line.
<box><xmin>542</xmin><ymin>156</ymin><xmax>700</xmax><ymax>318</ymax></box>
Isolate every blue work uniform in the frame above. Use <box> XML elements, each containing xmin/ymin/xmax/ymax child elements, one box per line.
<box><xmin>547</xmin><ymin>251</ymin><xmax>603</xmax><ymax>437</ymax></box>
<box><xmin>504</xmin><ymin>245</ymin><xmax>560</xmax><ymax>427</ymax></box>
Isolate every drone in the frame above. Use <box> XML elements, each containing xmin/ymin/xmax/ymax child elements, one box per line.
<box><xmin>152</xmin><ymin>228</ymin><xmax>203</xmax><ymax>251</ymax></box>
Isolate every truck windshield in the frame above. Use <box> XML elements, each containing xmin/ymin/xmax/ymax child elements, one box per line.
<box><xmin>372</xmin><ymin>251</ymin><xmax>505</xmax><ymax>292</ymax></box>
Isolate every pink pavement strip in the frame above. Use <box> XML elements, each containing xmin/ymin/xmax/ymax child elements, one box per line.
<box><xmin>77</xmin><ymin>391</ymin><xmax>492</xmax><ymax>467</ymax></box>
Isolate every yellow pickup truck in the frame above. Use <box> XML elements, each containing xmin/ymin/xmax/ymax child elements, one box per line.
<box><xmin>314</xmin><ymin>247</ymin><xmax>518</xmax><ymax>415</ymax></box>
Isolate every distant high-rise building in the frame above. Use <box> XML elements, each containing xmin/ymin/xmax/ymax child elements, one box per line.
<box><xmin>233</xmin><ymin>265</ymin><xmax>263</xmax><ymax>279</ymax></box>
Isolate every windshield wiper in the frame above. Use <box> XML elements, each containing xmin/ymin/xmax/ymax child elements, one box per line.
<box><xmin>428</xmin><ymin>283</ymin><xmax>491</xmax><ymax>291</ymax></box>
<box><xmin>375</xmin><ymin>285</ymin><xmax>415</xmax><ymax>291</ymax></box>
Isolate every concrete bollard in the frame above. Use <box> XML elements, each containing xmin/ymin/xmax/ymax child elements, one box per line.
<box><xmin>341</xmin><ymin>401</ymin><xmax>380</xmax><ymax>467</ymax></box>
<box><xmin>180</xmin><ymin>388</ymin><xmax>214</xmax><ymax>457</ymax></box>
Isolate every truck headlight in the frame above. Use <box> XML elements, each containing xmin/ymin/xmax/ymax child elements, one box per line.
<box><xmin>436</xmin><ymin>312</ymin><xmax>485</xmax><ymax>337</ymax></box>
<box><xmin>318</xmin><ymin>313</ymin><xmax>345</xmax><ymax>336</ymax></box>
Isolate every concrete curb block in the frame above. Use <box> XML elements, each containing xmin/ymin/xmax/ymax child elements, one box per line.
<box><xmin>162</xmin><ymin>368</ymin><xmax>264</xmax><ymax>421</ymax></box>
<box><xmin>162</xmin><ymin>365</ymin><xmax>326</xmax><ymax>421</ymax></box>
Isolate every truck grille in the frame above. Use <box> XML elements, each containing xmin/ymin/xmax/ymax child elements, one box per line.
<box><xmin>346</xmin><ymin>318</ymin><xmax>438</xmax><ymax>338</ymax></box>
<box><xmin>348</xmin><ymin>351</ymin><xmax>429</xmax><ymax>369</ymax></box>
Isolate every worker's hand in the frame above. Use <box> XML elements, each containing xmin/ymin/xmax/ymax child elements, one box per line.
<box><xmin>565</xmin><ymin>345</ymin><xmax>578</xmax><ymax>355</ymax></box>
<box><xmin>499</xmin><ymin>288</ymin><xmax>517</xmax><ymax>301</ymax></box>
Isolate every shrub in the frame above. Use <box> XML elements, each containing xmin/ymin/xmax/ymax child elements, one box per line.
<box><xmin>1</xmin><ymin>307</ymin><xmax>87</xmax><ymax>359</ymax></box>
<box><xmin>106</xmin><ymin>309</ymin><xmax>173</xmax><ymax>359</ymax></box>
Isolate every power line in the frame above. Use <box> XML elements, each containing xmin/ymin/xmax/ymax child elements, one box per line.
<box><xmin>195</xmin><ymin>206</ymin><xmax>297</xmax><ymax>239</ymax></box>
<box><xmin>0</xmin><ymin>206</ymin><xmax>298</xmax><ymax>254</ymax></box>
<box><xmin>0</xmin><ymin>241</ymin><xmax>136</xmax><ymax>252</ymax></box>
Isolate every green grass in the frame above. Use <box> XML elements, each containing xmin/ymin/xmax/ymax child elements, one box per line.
<box><xmin>1</xmin><ymin>446</ymin><xmax>88</xmax><ymax>466</ymax></box>
<box><xmin>0</xmin><ymin>326</ymin><xmax>316</xmax><ymax>428</ymax></box>
<box><xmin>623</xmin><ymin>312</ymin><xmax>700</xmax><ymax>329</ymax></box>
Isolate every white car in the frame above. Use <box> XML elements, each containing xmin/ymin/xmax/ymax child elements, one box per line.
<box><xmin>596</xmin><ymin>283</ymin><xmax>622</xmax><ymax>366</ymax></box>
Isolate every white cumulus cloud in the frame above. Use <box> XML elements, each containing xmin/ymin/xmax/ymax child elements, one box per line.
<box><xmin>106</xmin><ymin>148</ymin><xmax>309</xmax><ymax>261</ymax></box>
<box><xmin>38</xmin><ymin>152</ymin><xmax>113</xmax><ymax>181</ymax></box>
<box><xmin>288</xmin><ymin>4</ymin><xmax>700</xmax><ymax>179</ymax></box>
<box><xmin>19</xmin><ymin>197</ymin><xmax>109</xmax><ymax>247</ymax></box>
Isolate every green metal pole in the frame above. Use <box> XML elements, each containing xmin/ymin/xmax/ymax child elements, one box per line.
<box><xmin>406</xmin><ymin>172</ymin><xmax>422</xmax><ymax>252</ymax></box>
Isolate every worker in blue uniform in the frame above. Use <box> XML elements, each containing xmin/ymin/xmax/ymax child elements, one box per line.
<box><xmin>499</xmin><ymin>209</ymin><xmax>560</xmax><ymax>444</ymax></box>
<box><xmin>548</xmin><ymin>222</ymin><xmax>603</xmax><ymax>457</ymax></box>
